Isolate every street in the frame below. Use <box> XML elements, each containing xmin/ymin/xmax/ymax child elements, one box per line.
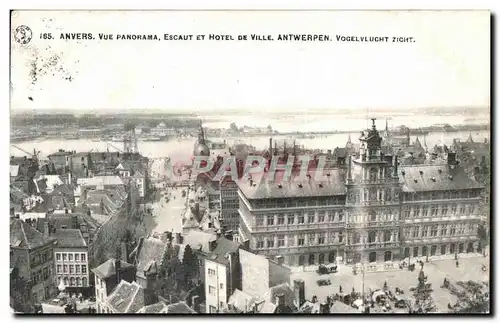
<box><xmin>151</xmin><ymin>187</ymin><xmax>187</xmax><ymax>234</ymax></box>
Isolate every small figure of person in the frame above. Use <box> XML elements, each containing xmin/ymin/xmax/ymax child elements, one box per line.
<box><xmin>339</xmin><ymin>285</ymin><xmax>343</xmax><ymax>293</ymax></box>
<box><xmin>455</xmin><ymin>260</ymin><xmax>459</xmax><ymax>268</ymax></box>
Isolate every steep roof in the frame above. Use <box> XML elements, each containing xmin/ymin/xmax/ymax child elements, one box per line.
<box><xmin>136</xmin><ymin>301</ymin><xmax>168</xmax><ymax>313</ymax></box>
<box><xmin>10</xmin><ymin>186</ymin><xmax>29</xmax><ymax>202</ymax></box>
<box><xmin>183</xmin><ymin>228</ymin><xmax>217</xmax><ymax>252</ymax></box>
<box><xmin>107</xmin><ymin>280</ymin><xmax>145</xmax><ymax>313</ymax></box>
<box><xmin>399</xmin><ymin>164</ymin><xmax>483</xmax><ymax>192</ymax></box>
<box><xmin>206</xmin><ymin>237</ymin><xmax>240</xmax><ymax>265</ymax></box>
<box><xmin>53</xmin><ymin>229</ymin><xmax>87</xmax><ymax>248</ymax></box>
<box><xmin>228</xmin><ymin>289</ymin><xmax>257</xmax><ymax>312</ymax></box>
<box><xmin>238</xmin><ymin>169</ymin><xmax>346</xmax><ymax>200</ymax></box>
<box><xmin>10</xmin><ymin>218</ymin><xmax>55</xmax><ymax>249</ymax></box>
<box><xmin>166</xmin><ymin>302</ymin><xmax>197</xmax><ymax>314</ymax></box>
<box><xmin>135</xmin><ymin>237</ymin><xmax>167</xmax><ymax>278</ymax></box>
<box><xmin>92</xmin><ymin>258</ymin><xmax>135</xmax><ymax>279</ymax></box>
<box><xmin>36</xmin><ymin>214</ymin><xmax>88</xmax><ymax>232</ymax></box>
<box><xmin>333</xmin><ymin>147</ymin><xmax>347</xmax><ymax>158</ymax></box>
<box><xmin>260</xmin><ymin>283</ymin><xmax>295</xmax><ymax>308</ymax></box>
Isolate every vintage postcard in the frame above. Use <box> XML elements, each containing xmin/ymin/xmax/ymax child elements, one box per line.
<box><xmin>9</xmin><ymin>10</ymin><xmax>490</xmax><ymax>314</ymax></box>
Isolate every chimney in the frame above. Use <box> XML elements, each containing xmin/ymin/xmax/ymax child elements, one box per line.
<box><xmin>275</xmin><ymin>255</ymin><xmax>284</xmax><ymax>266</ymax></box>
<box><xmin>191</xmin><ymin>295</ymin><xmax>200</xmax><ymax>313</ymax></box>
<box><xmin>293</xmin><ymin>279</ymin><xmax>305</xmax><ymax>308</ymax></box>
<box><xmin>43</xmin><ymin>222</ymin><xmax>50</xmax><ymax>238</ymax></box>
<box><xmin>115</xmin><ymin>259</ymin><xmax>121</xmax><ymax>284</ymax></box>
<box><xmin>176</xmin><ymin>233</ymin><xmax>184</xmax><ymax>244</ymax></box>
<box><xmin>209</xmin><ymin>240</ymin><xmax>217</xmax><ymax>252</ymax></box>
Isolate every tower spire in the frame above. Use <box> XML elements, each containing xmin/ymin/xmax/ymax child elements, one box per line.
<box><xmin>467</xmin><ymin>131</ymin><xmax>474</xmax><ymax>144</ymax></box>
<box><xmin>198</xmin><ymin>120</ymin><xmax>206</xmax><ymax>145</ymax></box>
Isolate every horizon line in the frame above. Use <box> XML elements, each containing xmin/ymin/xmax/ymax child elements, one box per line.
<box><xmin>9</xmin><ymin>105</ymin><xmax>490</xmax><ymax>115</ymax></box>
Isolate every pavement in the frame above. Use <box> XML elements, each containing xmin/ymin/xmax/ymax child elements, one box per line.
<box><xmin>148</xmin><ymin>157</ymin><xmax>190</xmax><ymax>234</ymax></box>
<box><xmin>151</xmin><ymin>186</ymin><xmax>187</xmax><ymax>234</ymax></box>
<box><xmin>290</xmin><ymin>256</ymin><xmax>490</xmax><ymax>313</ymax></box>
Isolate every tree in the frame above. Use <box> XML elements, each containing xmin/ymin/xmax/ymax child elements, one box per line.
<box><xmin>182</xmin><ymin>245</ymin><xmax>198</xmax><ymax>286</ymax></box>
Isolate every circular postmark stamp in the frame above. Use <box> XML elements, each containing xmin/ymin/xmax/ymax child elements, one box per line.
<box><xmin>13</xmin><ymin>25</ymin><xmax>32</xmax><ymax>45</ymax></box>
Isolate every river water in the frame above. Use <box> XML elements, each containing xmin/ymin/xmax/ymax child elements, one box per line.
<box><xmin>11</xmin><ymin>130</ymin><xmax>489</xmax><ymax>163</ymax></box>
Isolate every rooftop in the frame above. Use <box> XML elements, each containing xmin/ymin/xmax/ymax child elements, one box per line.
<box><xmin>182</xmin><ymin>230</ymin><xmax>217</xmax><ymax>252</ymax></box>
<box><xmin>228</xmin><ymin>289</ymin><xmax>257</xmax><ymax>313</ymax></box>
<box><xmin>92</xmin><ymin>258</ymin><xmax>135</xmax><ymax>279</ymax></box>
<box><xmin>206</xmin><ymin>237</ymin><xmax>241</xmax><ymax>266</ymax></box>
<box><xmin>77</xmin><ymin>176</ymin><xmax>124</xmax><ymax>187</ymax></box>
<box><xmin>166</xmin><ymin>302</ymin><xmax>197</xmax><ymax>314</ymax></box>
<box><xmin>107</xmin><ymin>280</ymin><xmax>145</xmax><ymax>313</ymax></box>
<box><xmin>399</xmin><ymin>164</ymin><xmax>483</xmax><ymax>192</ymax></box>
<box><xmin>134</xmin><ymin>237</ymin><xmax>168</xmax><ymax>278</ymax></box>
<box><xmin>10</xmin><ymin>218</ymin><xmax>55</xmax><ymax>249</ymax></box>
<box><xmin>52</xmin><ymin>229</ymin><xmax>87</xmax><ymax>248</ymax></box>
<box><xmin>237</xmin><ymin>169</ymin><xmax>346</xmax><ymax>200</ymax></box>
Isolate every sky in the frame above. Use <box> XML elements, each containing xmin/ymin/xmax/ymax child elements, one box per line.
<box><xmin>10</xmin><ymin>10</ymin><xmax>490</xmax><ymax>113</ymax></box>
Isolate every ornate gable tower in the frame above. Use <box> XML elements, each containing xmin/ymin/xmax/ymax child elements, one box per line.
<box><xmin>344</xmin><ymin>118</ymin><xmax>402</xmax><ymax>265</ymax></box>
<box><xmin>193</xmin><ymin>120</ymin><xmax>210</xmax><ymax>157</ymax></box>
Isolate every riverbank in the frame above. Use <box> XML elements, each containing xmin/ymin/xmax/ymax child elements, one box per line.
<box><xmin>10</xmin><ymin>129</ymin><xmax>490</xmax><ymax>161</ymax></box>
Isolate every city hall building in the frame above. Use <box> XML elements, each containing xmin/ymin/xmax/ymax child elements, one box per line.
<box><xmin>237</xmin><ymin>120</ymin><xmax>484</xmax><ymax>266</ymax></box>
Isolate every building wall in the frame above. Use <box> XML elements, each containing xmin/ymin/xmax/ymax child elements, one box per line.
<box><xmin>13</xmin><ymin>244</ymin><xmax>57</xmax><ymax>303</ymax></box>
<box><xmin>269</xmin><ymin>261</ymin><xmax>291</xmax><ymax>287</ymax></box>
<box><xmin>239</xmin><ymin>249</ymin><xmax>270</xmax><ymax>298</ymax></box>
<box><xmin>345</xmin><ymin>159</ymin><xmax>402</xmax><ymax>264</ymax></box>
<box><xmin>95</xmin><ymin>277</ymin><xmax>108</xmax><ymax>313</ymax></box>
<box><xmin>238</xmin><ymin>192</ymin><xmax>346</xmax><ymax>266</ymax></box>
<box><xmin>54</xmin><ymin>248</ymin><xmax>89</xmax><ymax>289</ymax></box>
<box><xmin>400</xmin><ymin>189</ymin><xmax>482</xmax><ymax>258</ymax></box>
<box><xmin>238</xmin><ymin>177</ymin><xmax>483</xmax><ymax>266</ymax></box>
<box><xmin>205</xmin><ymin>260</ymin><xmax>227</xmax><ymax>313</ymax></box>
<box><xmin>48</xmin><ymin>155</ymin><xmax>71</xmax><ymax>170</ymax></box>
<box><xmin>220</xmin><ymin>181</ymin><xmax>239</xmax><ymax>231</ymax></box>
